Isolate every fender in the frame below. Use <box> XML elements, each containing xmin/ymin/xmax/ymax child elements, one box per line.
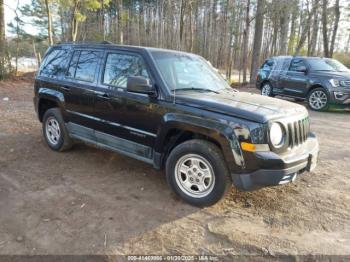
<box><xmin>154</xmin><ymin>113</ymin><xmax>245</xmax><ymax>176</ymax></box>
<box><xmin>36</xmin><ymin>88</ymin><xmax>66</xmax><ymax>121</ymax></box>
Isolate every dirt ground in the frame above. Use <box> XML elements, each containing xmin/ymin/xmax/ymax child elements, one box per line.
<box><xmin>0</xmin><ymin>78</ymin><xmax>349</xmax><ymax>257</ymax></box>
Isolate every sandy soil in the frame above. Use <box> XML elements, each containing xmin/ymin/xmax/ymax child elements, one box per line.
<box><xmin>0</xmin><ymin>79</ymin><xmax>349</xmax><ymax>257</ymax></box>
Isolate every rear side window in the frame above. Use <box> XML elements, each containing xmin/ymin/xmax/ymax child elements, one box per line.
<box><xmin>67</xmin><ymin>51</ymin><xmax>80</xmax><ymax>78</ymax></box>
<box><xmin>103</xmin><ymin>53</ymin><xmax>150</xmax><ymax>88</ymax></box>
<box><xmin>40</xmin><ymin>49</ymin><xmax>71</xmax><ymax>78</ymax></box>
<box><xmin>289</xmin><ymin>59</ymin><xmax>306</xmax><ymax>72</ymax></box>
<box><xmin>67</xmin><ymin>50</ymin><xmax>100</xmax><ymax>82</ymax></box>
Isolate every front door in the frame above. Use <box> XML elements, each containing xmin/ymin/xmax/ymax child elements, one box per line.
<box><xmin>281</xmin><ymin>58</ymin><xmax>309</xmax><ymax>98</ymax></box>
<box><xmin>93</xmin><ymin>51</ymin><xmax>160</xmax><ymax>160</ymax></box>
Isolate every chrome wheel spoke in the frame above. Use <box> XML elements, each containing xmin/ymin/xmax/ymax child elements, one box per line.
<box><xmin>179</xmin><ymin>164</ymin><xmax>190</xmax><ymax>174</ymax></box>
<box><xmin>196</xmin><ymin>183</ymin><xmax>206</xmax><ymax>192</ymax></box>
<box><xmin>183</xmin><ymin>178</ymin><xmax>194</xmax><ymax>190</ymax></box>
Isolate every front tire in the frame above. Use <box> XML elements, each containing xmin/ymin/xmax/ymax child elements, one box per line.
<box><xmin>166</xmin><ymin>139</ymin><xmax>231</xmax><ymax>207</ymax></box>
<box><xmin>307</xmin><ymin>88</ymin><xmax>329</xmax><ymax>111</ymax></box>
<box><xmin>42</xmin><ymin>108</ymin><xmax>72</xmax><ymax>151</ymax></box>
<box><xmin>261</xmin><ymin>82</ymin><xmax>274</xmax><ymax>97</ymax></box>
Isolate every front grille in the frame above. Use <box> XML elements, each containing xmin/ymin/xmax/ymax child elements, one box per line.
<box><xmin>286</xmin><ymin>117</ymin><xmax>310</xmax><ymax>148</ymax></box>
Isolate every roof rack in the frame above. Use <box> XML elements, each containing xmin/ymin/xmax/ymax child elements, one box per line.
<box><xmin>56</xmin><ymin>41</ymin><xmax>114</xmax><ymax>45</ymax></box>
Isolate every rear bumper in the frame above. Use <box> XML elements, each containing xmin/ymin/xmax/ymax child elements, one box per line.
<box><xmin>235</xmin><ymin>134</ymin><xmax>319</xmax><ymax>190</ymax></box>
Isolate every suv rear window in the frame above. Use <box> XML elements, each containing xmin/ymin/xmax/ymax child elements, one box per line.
<box><xmin>40</xmin><ymin>49</ymin><xmax>71</xmax><ymax>78</ymax></box>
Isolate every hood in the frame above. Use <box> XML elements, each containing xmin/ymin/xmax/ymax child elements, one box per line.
<box><xmin>310</xmin><ymin>71</ymin><xmax>350</xmax><ymax>79</ymax></box>
<box><xmin>175</xmin><ymin>90</ymin><xmax>308</xmax><ymax>123</ymax></box>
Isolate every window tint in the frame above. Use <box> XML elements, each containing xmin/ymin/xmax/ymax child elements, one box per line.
<box><xmin>103</xmin><ymin>53</ymin><xmax>150</xmax><ymax>88</ymax></box>
<box><xmin>282</xmin><ymin>58</ymin><xmax>292</xmax><ymax>71</ymax></box>
<box><xmin>74</xmin><ymin>51</ymin><xmax>100</xmax><ymax>82</ymax></box>
<box><xmin>40</xmin><ymin>49</ymin><xmax>71</xmax><ymax>78</ymax></box>
<box><xmin>289</xmin><ymin>59</ymin><xmax>306</xmax><ymax>72</ymax></box>
<box><xmin>67</xmin><ymin>51</ymin><xmax>80</xmax><ymax>78</ymax></box>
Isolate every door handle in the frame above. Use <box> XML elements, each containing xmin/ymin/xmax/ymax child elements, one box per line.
<box><xmin>94</xmin><ymin>90</ymin><xmax>110</xmax><ymax>99</ymax></box>
<box><xmin>60</xmin><ymin>86</ymin><xmax>70</xmax><ymax>91</ymax></box>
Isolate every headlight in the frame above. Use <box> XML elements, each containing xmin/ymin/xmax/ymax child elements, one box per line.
<box><xmin>329</xmin><ymin>79</ymin><xmax>340</xmax><ymax>87</ymax></box>
<box><xmin>269</xmin><ymin>122</ymin><xmax>285</xmax><ymax>147</ymax></box>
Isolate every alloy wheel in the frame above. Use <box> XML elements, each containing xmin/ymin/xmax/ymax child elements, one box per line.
<box><xmin>261</xmin><ymin>84</ymin><xmax>271</xmax><ymax>96</ymax></box>
<box><xmin>309</xmin><ymin>90</ymin><xmax>328</xmax><ymax>110</ymax></box>
<box><xmin>174</xmin><ymin>154</ymin><xmax>215</xmax><ymax>198</ymax></box>
<box><xmin>45</xmin><ymin>116</ymin><xmax>61</xmax><ymax>145</ymax></box>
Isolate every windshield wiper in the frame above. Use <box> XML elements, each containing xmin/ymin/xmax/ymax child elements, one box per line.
<box><xmin>172</xmin><ymin>87</ymin><xmax>219</xmax><ymax>94</ymax></box>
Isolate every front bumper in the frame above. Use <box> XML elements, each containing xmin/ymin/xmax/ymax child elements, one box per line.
<box><xmin>329</xmin><ymin>89</ymin><xmax>350</xmax><ymax>110</ymax></box>
<box><xmin>236</xmin><ymin>134</ymin><xmax>319</xmax><ymax>190</ymax></box>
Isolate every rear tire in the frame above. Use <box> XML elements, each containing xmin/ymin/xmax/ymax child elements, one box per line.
<box><xmin>166</xmin><ymin>139</ymin><xmax>231</xmax><ymax>207</ymax></box>
<box><xmin>307</xmin><ymin>88</ymin><xmax>329</xmax><ymax>111</ymax></box>
<box><xmin>42</xmin><ymin>108</ymin><xmax>72</xmax><ymax>151</ymax></box>
<box><xmin>261</xmin><ymin>82</ymin><xmax>274</xmax><ymax>97</ymax></box>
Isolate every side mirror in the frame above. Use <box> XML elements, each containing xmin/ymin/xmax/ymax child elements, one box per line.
<box><xmin>296</xmin><ymin>66</ymin><xmax>307</xmax><ymax>73</ymax></box>
<box><xmin>127</xmin><ymin>76</ymin><xmax>156</xmax><ymax>96</ymax></box>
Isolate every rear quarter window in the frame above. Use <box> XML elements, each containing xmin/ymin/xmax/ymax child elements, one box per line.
<box><xmin>40</xmin><ymin>49</ymin><xmax>71</xmax><ymax>78</ymax></box>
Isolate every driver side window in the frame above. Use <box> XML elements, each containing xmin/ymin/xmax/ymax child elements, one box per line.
<box><xmin>103</xmin><ymin>53</ymin><xmax>150</xmax><ymax>88</ymax></box>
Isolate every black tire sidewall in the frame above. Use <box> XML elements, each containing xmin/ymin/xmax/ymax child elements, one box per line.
<box><xmin>261</xmin><ymin>82</ymin><xmax>274</xmax><ymax>97</ymax></box>
<box><xmin>166</xmin><ymin>140</ymin><xmax>230</xmax><ymax>207</ymax></box>
<box><xmin>42</xmin><ymin>108</ymin><xmax>66</xmax><ymax>151</ymax></box>
<box><xmin>307</xmin><ymin>88</ymin><xmax>329</xmax><ymax>111</ymax></box>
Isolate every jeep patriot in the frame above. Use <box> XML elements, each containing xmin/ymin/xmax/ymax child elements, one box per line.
<box><xmin>34</xmin><ymin>42</ymin><xmax>319</xmax><ymax>206</ymax></box>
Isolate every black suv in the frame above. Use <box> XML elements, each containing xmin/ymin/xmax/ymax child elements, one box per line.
<box><xmin>34</xmin><ymin>43</ymin><xmax>319</xmax><ymax>206</ymax></box>
<box><xmin>256</xmin><ymin>56</ymin><xmax>350</xmax><ymax>111</ymax></box>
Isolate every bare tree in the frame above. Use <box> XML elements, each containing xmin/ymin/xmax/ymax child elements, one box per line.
<box><xmin>322</xmin><ymin>0</ymin><xmax>330</xmax><ymax>57</ymax></box>
<box><xmin>250</xmin><ymin>0</ymin><xmax>265</xmax><ymax>84</ymax></box>
<box><xmin>44</xmin><ymin>0</ymin><xmax>54</xmax><ymax>45</ymax></box>
<box><xmin>242</xmin><ymin>0</ymin><xmax>250</xmax><ymax>83</ymax></box>
<box><xmin>295</xmin><ymin>2</ymin><xmax>315</xmax><ymax>55</ymax></box>
<box><xmin>330</xmin><ymin>0</ymin><xmax>340</xmax><ymax>57</ymax></box>
<box><xmin>0</xmin><ymin>0</ymin><xmax>5</xmax><ymax>79</ymax></box>
<box><xmin>309</xmin><ymin>0</ymin><xmax>320</xmax><ymax>56</ymax></box>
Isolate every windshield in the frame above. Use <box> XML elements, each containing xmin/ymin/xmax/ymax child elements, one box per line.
<box><xmin>308</xmin><ymin>58</ymin><xmax>349</xmax><ymax>72</ymax></box>
<box><xmin>151</xmin><ymin>51</ymin><xmax>231</xmax><ymax>92</ymax></box>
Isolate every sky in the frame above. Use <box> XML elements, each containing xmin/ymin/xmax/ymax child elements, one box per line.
<box><xmin>4</xmin><ymin>0</ymin><xmax>38</xmax><ymax>36</ymax></box>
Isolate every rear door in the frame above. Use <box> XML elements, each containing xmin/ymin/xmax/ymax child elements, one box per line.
<box><xmin>281</xmin><ymin>58</ymin><xmax>309</xmax><ymax>97</ymax></box>
<box><xmin>61</xmin><ymin>49</ymin><xmax>102</xmax><ymax>141</ymax></box>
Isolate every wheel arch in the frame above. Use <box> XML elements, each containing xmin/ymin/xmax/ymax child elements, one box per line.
<box><xmin>307</xmin><ymin>84</ymin><xmax>328</xmax><ymax>95</ymax></box>
<box><xmin>154</xmin><ymin>114</ymin><xmax>243</xmax><ymax>173</ymax></box>
<box><xmin>260</xmin><ymin>79</ymin><xmax>271</xmax><ymax>89</ymax></box>
<box><xmin>37</xmin><ymin>88</ymin><xmax>65</xmax><ymax>122</ymax></box>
